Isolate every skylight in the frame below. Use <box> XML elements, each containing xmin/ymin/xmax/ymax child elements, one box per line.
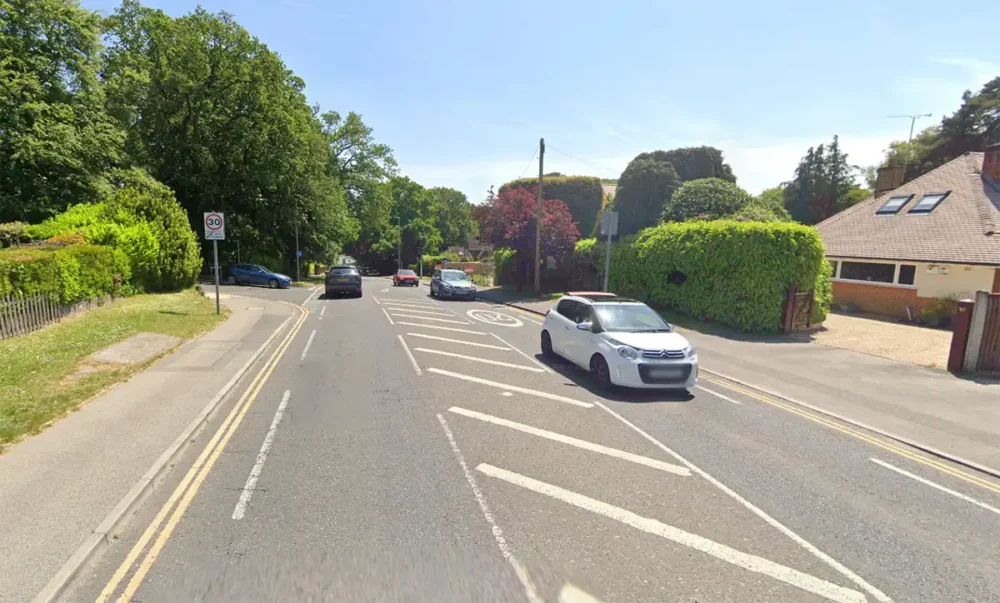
<box><xmin>875</xmin><ymin>194</ymin><xmax>913</xmax><ymax>215</ymax></box>
<box><xmin>908</xmin><ymin>192</ymin><xmax>950</xmax><ymax>214</ymax></box>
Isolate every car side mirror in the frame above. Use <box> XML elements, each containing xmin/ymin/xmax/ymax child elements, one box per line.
<box><xmin>576</xmin><ymin>321</ymin><xmax>593</xmax><ymax>331</ymax></box>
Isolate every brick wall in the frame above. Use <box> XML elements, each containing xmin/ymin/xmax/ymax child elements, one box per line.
<box><xmin>831</xmin><ymin>281</ymin><xmax>940</xmax><ymax>319</ymax></box>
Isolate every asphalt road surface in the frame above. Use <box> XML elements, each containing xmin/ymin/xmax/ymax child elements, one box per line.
<box><xmin>64</xmin><ymin>278</ymin><xmax>1000</xmax><ymax>602</ymax></box>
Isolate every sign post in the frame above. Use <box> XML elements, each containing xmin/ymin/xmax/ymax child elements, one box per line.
<box><xmin>600</xmin><ymin>211</ymin><xmax>619</xmax><ymax>292</ymax></box>
<box><xmin>204</xmin><ymin>212</ymin><xmax>226</xmax><ymax>314</ymax></box>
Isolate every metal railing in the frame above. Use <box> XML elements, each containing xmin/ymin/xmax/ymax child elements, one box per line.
<box><xmin>0</xmin><ymin>294</ymin><xmax>108</xmax><ymax>340</ymax></box>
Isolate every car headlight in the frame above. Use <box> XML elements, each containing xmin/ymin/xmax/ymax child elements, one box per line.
<box><xmin>684</xmin><ymin>345</ymin><xmax>697</xmax><ymax>359</ymax></box>
<box><xmin>442</xmin><ymin>283</ymin><xmax>453</xmax><ymax>290</ymax></box>
<box><xmin>617</xmin><ymin>346</ymin><xmax>638</xmax><ymax>361</ymax></box>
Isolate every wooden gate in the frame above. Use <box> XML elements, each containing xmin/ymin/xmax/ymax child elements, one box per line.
<box><xmin>783</xmin><ymin>284</ymin><xmax>815</xmax><ymax>333</ymax></box>
<box><xmin>978</xmin><ymin>293</ymin><xmax>1000</xmax><ymax>372</ymax></box>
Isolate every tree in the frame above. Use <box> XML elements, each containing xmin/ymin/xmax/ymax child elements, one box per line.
<box><xmin>612</xmin><ymin>156</ymin><xmax>682</xmax><ymax>235</ymax></box>
<box><xmin>479</xmin><ymin>186</ymin><xmax>579</xmax><ymax>263</ymax></box>
<box><xmin>386</xmin><ymin>176</ymin><xmax>441</xmax><ymax>266</ymax></box>
<box><xmin>652</xmin><ymin>147</ymin><xmax>736</xmax><ymax>183</ymax></box>
<box><xmin>430</xmin><ymin>187</ymin><xmax>476</xmax><ymax>248</ymax></box>
<box><xmin>0</xmin><ymin>0</ymin><xmax>125</xmax><ymax>222</ymax></box>
<box><xmin>500</xmin><ymin>176</ymin><xmax>604</xmax><ymax>237</ymax></box>
<box><xmin>783</xmin><ymin>136</ymin><xmax>863</xmax><ymax>224</ymax></box>
<box><xmin>662</xmin><ymin>178</ymin><xmax>754</xmax><ymax>222</ymax></box>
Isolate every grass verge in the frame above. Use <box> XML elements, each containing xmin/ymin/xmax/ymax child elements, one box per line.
<box><xmin>0</xmin><ymin>291</ymin><xmax>228</xmax><ymax>449</ymax></box>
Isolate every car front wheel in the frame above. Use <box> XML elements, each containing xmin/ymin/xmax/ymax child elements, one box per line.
<box><xmin>226</xmin><ymin>275</ymin><xmax>238</xmax><ymax>285</ymax></box>
<box><xmin>268</xmin><ymin>278</ymin><xmax>279</xmax><ymax>289</ymax></box>
<box><xmin>590</xmin><ymin>354</ymin><xmax>613</xmax><ymax>391</ymax></box>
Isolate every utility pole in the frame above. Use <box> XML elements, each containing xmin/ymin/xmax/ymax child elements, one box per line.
<box><xmin>534</xmin><ymin>137</ymin><xmax>545</xmax><ymax>293</ymax></box>
<box><xmin>294</xmin><ymin>219</ymin><xmax>300</xmax><ymax>282</ymax></box>
<box><xmin>888</xmin><ymin>113</ymin><xmax>932</xmax><ymax>144</ymax></box>
<box><xmin>397</xmin><ymin>216</ymin><xmax>402</xmax><ymax>270</ymax></box>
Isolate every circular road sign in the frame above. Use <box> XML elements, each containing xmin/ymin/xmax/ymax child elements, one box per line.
<box><xmin>466</xmin><ymin>308</ymin><xmax>523</xmax><ymax>328</ymax></box>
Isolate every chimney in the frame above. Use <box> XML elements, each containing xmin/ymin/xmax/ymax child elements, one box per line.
<box><xmin>874</xmin><ymin>165</ymin><xmax>905</xmax><ymax>197</ymax></box>
<box><xmin>984</xmin><ymin>143</ymin><xmax>1000</xmax><ymax>186</ymax></box>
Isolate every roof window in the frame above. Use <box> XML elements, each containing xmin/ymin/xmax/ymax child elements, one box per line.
<box><xmin>875</xmin><ymin>194</ymin><xmax>913</xmax><ymax>215</ymax></box>
<box><xmin>908</xmin><ymin>192</ymin><xmax>950</xmax><ymax>214</ymax></box>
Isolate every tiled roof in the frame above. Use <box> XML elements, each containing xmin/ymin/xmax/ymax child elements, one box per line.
<box><xmin>817</xmin><ymin>153</ymin><xmax>1000</xmax><ymax>266</ymax></box>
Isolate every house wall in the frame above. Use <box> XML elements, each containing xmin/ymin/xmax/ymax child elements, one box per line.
<box><xmin>913</xmin><ymin>263</ymin><xmax>996</xmax><ymax>299</ymax></box>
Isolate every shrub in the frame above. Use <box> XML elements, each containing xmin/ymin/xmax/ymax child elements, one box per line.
<box><xmin>608</xmin><ymin>221</ymin><xmax>830</xmax><ymax>332</ymax></box>
<box><xmin>663</xmin><ymin>178</ymin><xmax>753</xmax><ymax>222</ymax></box>
<box><xmin>25</xmin><ymin>204</ymin><xmax>106</xmax><ymax>240</ymax></box>
<box><xmin>0</xmin><ymin>222</ymin><xmax>31</xmax><ymax>248</ymax></box>
<box><xmin>493</xmin><ymin>247</ymin><xmax>517</xmax><ymax>285</ymax></box>
<box><xmin>417</xmin><ymin>251</ymin><xmax>463</xmax><ymax>275</ymax></box>
<box><xmin>0</xmin><ymin>245</ymin><xmax>130</xmax><ymax>303</ymax></box>
<box><xmin>500</xmin><ymin>176</ymin><xmax>604</xmax><ymax>237</ymax></box>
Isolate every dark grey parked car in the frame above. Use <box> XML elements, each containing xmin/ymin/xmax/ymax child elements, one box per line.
<box><xmin>429</xmin><ymin>269</ymin><xmax>476</xmax><ymax>300</ymax></box>
<box><xmin>325</xmin><ymin>266</ymin><xmax>362</xmax><ymax>297</ymax></box>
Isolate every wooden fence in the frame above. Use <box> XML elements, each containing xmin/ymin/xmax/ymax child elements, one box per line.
<box><xmin>0</xmin><ymin>294</ymin><xmax>109</xmax><ymax>340</ymax></box>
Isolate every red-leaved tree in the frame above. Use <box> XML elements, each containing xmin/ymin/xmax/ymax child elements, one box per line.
<box><xmin>480</xmin><ymin>186</ymin><xmax>580</xmax><ymax>262</ymax></box>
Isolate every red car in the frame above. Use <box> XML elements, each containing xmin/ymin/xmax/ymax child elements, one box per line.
<box><xmin>393</xmin><ymin>269</ymin><xmax>419</xmax><ymax>286</ymax></box>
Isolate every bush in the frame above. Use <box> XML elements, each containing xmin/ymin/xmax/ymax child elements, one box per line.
<box><xmin>0</xmin><ymin>222</ymin><xmax>31</xmax><ymax>248</ymax></box>
<box><xmin>500</xmin><ymin>176</ymin><xmax>603</xmax><ymax>237</ymax></box>
<box><xmin>493</xmin><ymin>247</ymin><xmax>517</xmax><ymax>285</ymax></box>
<box><xmin>417</xmin><ymin>251</ymin><xmax>463</xmax><ymax>275</ymax></box>
<box><xmin>608</xmin><ymin>221</ymin><xmax>830</xmax><ymax>332</ymax></box>
<box><xmin>0</xmin><ymin>245</ymin><xmax>130</xmax><ymax>303</ymax></box>
<box><xmin>663</xmin><ymin>178</ymin><xmax>753</xmax><ymax>222</ymax></box>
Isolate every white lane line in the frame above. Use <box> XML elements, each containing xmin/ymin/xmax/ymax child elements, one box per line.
<box><xmin>448</xmin><ymin>407</ymin><xmax>689</xmax><ymax>476</ymax></box>
<box><xmin>302</xmin><ymin>286</ymin><xmax>321</xmax><ymax>304</ymax></box>
<box><xmin>380</xmin><ymin>302</ymin><xmax>445</xmax><ymax>311</ymax></box>
<box><xmin>300</xmin><ymin>329</ymin><xmax>316</xmax><ymax>361</ymax></box>
<box><xmin>397</xmin><ymin>335</ymin><xmax>422</xmax><ymax>376</ymax></box>
<box><xmin>478</xmin><ymin>464</ymin><xmax>866</xmax><ymax>603</ymax></box>
<box><xmin>593</xmin><ymin>401</ymin><xmax>892</xmax><ymax>603</ymax></box>
<box><xmin>381</xmin><ymin>308</ymin><xmax>395</xmax><ymax>325</ymax></box>
<box><xmin>382</xmin><ymin>307</ymin><xmax>455</xmax><ymax>317</ymax></box>
<box><xmin>490</xmin><ymin>332</ymin><xmax>552</xmax><ymax>373</ymax></box>
<box><xmin>389</xmin><ymin>314</ymin><xmax>471</xmax><ymax>325</ymax></box>
<box><xmin>415</xmin><ymin>348</ymin><xmax>544</xmax><ymax>372</ymax></box>
<box><xmin>437</xmin><ymin>415</ymin><xmax>542</xmax><ymax>603</ymax></box>
<box><xmin>428</xmin><ymin>368</ymin><xmax>593</xmax><ymax>408</ymax></box>
<box><xmin>319</xmin><ymin>306</ymin><xmax>327</xmax><ymax>320</ymax></box>
<box><xmin>870</xmin><ymin>458</ymin><xmax>1000</xmax><ymax>517</ymax></box>
<box><xmin>559</xmin><ymin>583</ymin><xmax>604</xmax><ymax>603</ymax></box>
<box><xmin>232</xmin><ymin>390</ymin><xmax>291</xmax><ymax>520</ymax></box>
<box><xmin>407</xmin><ymin>333</ymin><xmax>510</xmax><ymax>350</ymax></box>
<box><xmin>396</xmin><ymin>322</ymin><xmax>486</xmax><ymax>335</ymax></box>
<box><xmin>372</xmin><ymin>295</ymin><xmax>382</xmax><ymax>305</ymax></box>
<box><xmin>695</xmin><ymin>384</ymin><xmax>742</xmax><ymax>405</ymax></box>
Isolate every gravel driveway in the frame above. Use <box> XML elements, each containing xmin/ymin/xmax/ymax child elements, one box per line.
<box><xmin>813</xmin><ymin>312</ymin><xmax>952</xmax><ymax>369</ymax></box>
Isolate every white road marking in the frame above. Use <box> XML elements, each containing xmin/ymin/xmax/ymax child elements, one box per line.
<box><xmin>232</xmin><ymin>390</ymin><xmax>291</xmax><ymax>520</ymax></box>
<box><xmin>437</xmin><ymin>415</ymin><xmax>542</xmax><ymax>603</ymax></box>
<box><xmin>870</xmin><ymin>458</ymin><xmax>1000</xmax><ymax>517</ymax></box>
<box><xmin>302</xmin><ymin>286</ymin><xmax>321</xmax><ymax>304</ymax></box>
<box><xmin>490</xmin><ymin>332</ymin><xmax>552</xmax><ymax>373</ymax></box>
<box><xmin>319</xmin><ymin>306</ymin><xmax>326</xmax><ymax>320</ymax></box>
<box><xmin>397</xmin><ymin>335</ymin><xmax>422</xmax><ymax>375</ymax></box>
<box><xmin>448</xmin><ymin>407</ymin><xmax>689</xmax><ymax>476</ymax></box>
<box><xmin>383</xmin><ymin>307</ymin><xmax>455</xmax><ymax>317</ymax></box>
<box><xmin>502</xmin><ymin>392</ymin><xmax>513</xmax><ymax>397</ymax></box>
<box><xmin>380</xmin><ymin>298</ymin><xmax>441</xmax><ymax>307</ymax></box>
<box><xmin>478</xmin><ymin>464</ymin><xmax>867</xmax><ymax>603</ymax></box>
<box><xmin>428</xmin><ymin>368</ymin><xmax>593</xmax><ymax>408</ymax></box>
<box><xmin>467</xmin><ymin>308</ymin><xmax>523</xmax><ymax>327</ymax></box>
<box><xmin>559</xmin><ymin>583</ymin><xmax>604</xmax><ymax>603</ymax></box>
<box><xmin>695</xmin><ymin>384</ymin><xmax>742</xmax><ymax>405</ymax></box>
<box><xmin>389</xmin><ymin>314</ymin><xmax>470</xmax><ymax>325</ymax></box>
<box><xmin>380</xmin><ymin>300</ymin><xmax>443</xmax><ymax>310</ymax></box>
<box><xmin>381</xmin><ymin>308</ymin><xmax>395</xmax><ymax>325</ymax></box>
<box><xmin>396</xmin><ymin>322</ymin><xmax>485</xmax><ymax>335</ymax></box>
<box><xmin>593</xmin><ymin>401</ymin><xmax>892</xmax><ymax>603</ymax></box>
<box><xmin>372</xmin><ymin>295</ymin><xmax>382</xmax><ymax>305</ymax></box>
<box><xmin>300</xmin><ymin>329</ymin><xmax>316</xmax><ymax>361</ymax></box>
<box><xmin>407</xmin><ymin>333</ymin><xmax>510</xmax><ymax>350</ymax></box>
<box><xmin>414</xmin><ymin>348</ymin><xmax>544</xmax><ymax>372</ymax></box>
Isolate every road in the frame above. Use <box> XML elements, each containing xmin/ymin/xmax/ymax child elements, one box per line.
<box><xmin>64</xmin><ymin>278</ymin><xmax>1000</xmax><ymax>602</ymax></box>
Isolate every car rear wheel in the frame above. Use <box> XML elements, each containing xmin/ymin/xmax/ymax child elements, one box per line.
<box><xmin>268</xmin><ymin>278</ymin><xmax>279</xmax><ymax>289</ymax></box>
<box><xmin>590</xmin><ymin>354</ymin><xmax>613</xmax><ymax>391</ymax></box>
<box><xmin>541</xmin><ymin>331</ymin><xmax>555</xmax><ymax>359</ymax></box>
<box><xmin>226</xmin><ymin>275</ymin><xmax>238</xmax><ymax>285</ymax></box>
<box><xmin>429</xmin><ymin>286</ymin><xmax>436</xmax><ymax>298</ymax></box>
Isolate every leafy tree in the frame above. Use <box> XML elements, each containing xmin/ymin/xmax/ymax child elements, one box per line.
<box><xmin>783</xmin><ymin>136</ymin><xmax>861</xmax><ymax>224</ymax></box>
<box><xmin>500</xmin><ymin>176</ymin><xmax>604</xmax><ymax>237</ymax></box>
<box><xmin>386</xmin><ymin>176</ymin><xmax>442</xmax><ymax>266</ymax></box>
<box><xmin>653</xmin><ymin>147</ymin><xmax>736</xmax><ymax>183</ymax></box>
<box><xmin>612</xmin><ymin>156</ymin><xmax>682</xmax><ymax>235</ymax></box>
<box><xmin>479</xmin><ymin>186</ymin><xmax>579</xmax><ymax>263</ymax></box>
<box><xmin>0</xmin><ymin>0</ymin><xmax>125</xmax><ymax>222</ymax></box>
<box><xmin>430</xmin><ymin>187</ymin><xmax>476</xmax><ymax>247</ymax></box>
<box><xmin>662</xmin><ymin>178</ymin><xmax>753</xmax><ymax>222</ymax></box>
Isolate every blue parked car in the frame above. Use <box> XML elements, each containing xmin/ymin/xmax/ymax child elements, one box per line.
<box><xmin>225</xmin><ymin>264</ymin><xmax>292</xmax><ymax>289</ymax></box>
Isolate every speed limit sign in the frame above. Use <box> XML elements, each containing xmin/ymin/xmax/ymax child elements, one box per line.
<box><xmin>204</xmin><ymin>212</ymin><xmax>225</xmax><ymax>240</ymax></box>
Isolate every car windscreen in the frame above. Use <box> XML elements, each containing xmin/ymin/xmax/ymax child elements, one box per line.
<box><xmin>594</xmin><ymin>304</ymin><xmax>672</xmax><ymax>333</ymax></box>
<box><xmin>329</xmin><ymin>268</ymin><xmax>358</xmax><ymax>275</ymax></box>
<box><xmin>398</xmin><ymin>270</ymin><xmax>415</xmax><ymax>276</ymax></box>
<box><xmin>441</xmin><ymin>270</ymin><xmax>470</xmax><ymax>281</ymax></box>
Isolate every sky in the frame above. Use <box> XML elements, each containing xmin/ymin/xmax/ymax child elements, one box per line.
<box><xmin>81</xmin><ymin>0</ymin><xmax>1000</xmax><ymax>203</ymax></box>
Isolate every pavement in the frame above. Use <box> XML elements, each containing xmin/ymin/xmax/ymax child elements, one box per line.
<box><xmin>475</xmin><ymin>287</ymin><xmax>1000</xmax><ymax>477</ymax></box>
<box><xmin>3</xmin><ymin>277</ymin><xmax>985</xmax><ymax>603</ymax></box>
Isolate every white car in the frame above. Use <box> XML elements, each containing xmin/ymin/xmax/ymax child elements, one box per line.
<box><xmin>541</xmin><ymin>292</ymin><xmax>698</xmax><ymax>391</ymax></box>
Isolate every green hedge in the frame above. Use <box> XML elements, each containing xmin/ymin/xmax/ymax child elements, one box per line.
<box><xmin>608</xmin><ymin>221</ymin><xmax>830</xmax><ymax>332</ymax></box>
<box><xmin>493</xmin><ymin>248</ymin><xmax>517</xmax><ymax>285</ymax></box>
<box><xmin>500</xmin><ymin>176</ymin><xmax>604</xmax><ymax>238</ymax></box>
<box><xmin>0</xmin><ymin>245</ymin><xmax>130</xmax><ymax>303</ymax></box>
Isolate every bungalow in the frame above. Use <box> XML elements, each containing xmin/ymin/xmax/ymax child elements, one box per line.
<box><xmin>816</xmin><ymin>145</ymin><xmax>1000</xmax><ymax>320</ymax></box>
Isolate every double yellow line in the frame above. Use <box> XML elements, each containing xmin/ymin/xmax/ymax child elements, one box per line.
<box><xmin>96</xmin><ymin>302</ymin><xmax>309</xmax><ymax>602</ymax></box>
<box><xmin>701</xmin><ymin>373</ymin><xmax>1000</xmax><ymax>496</ymax></box>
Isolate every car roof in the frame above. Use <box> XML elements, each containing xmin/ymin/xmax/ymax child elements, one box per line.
<box><xmin>563</xmin><ymin>292</ymin><xmax>641</xmax><ymax>305</ymax></box>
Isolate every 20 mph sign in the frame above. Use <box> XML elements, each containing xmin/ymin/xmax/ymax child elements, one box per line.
<box><xmin>204</xmin><ymin>212</ymin><xmax>225</xmax><ymax>240</ymax></box>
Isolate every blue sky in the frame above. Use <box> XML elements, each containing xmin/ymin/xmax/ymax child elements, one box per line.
<box><xmin>82</xmin><ymin>0</ymin><xmax>999</xmax><ymax>202</ymax></box>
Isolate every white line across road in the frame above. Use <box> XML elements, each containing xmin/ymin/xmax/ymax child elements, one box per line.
<box><xmin>395</xmin><ymin>322</ymin><xmax>485</xmax><ymax>335</ymax></box>
<box><xmin>383</xmin><ymin>307</ymin><xmax>455</xmax><ymax>317</ymax></box>
<box><xmin>380</xmin><ymin>301</ymin><xmax>443</xmax><ymax>311</ymax></box>
<box><xmin>414</xmin><ymin>348</ymin><xmax>545</xmax><ymax>372</ymax></box>
<box><xmin>232</xmin><ymin>390</ymin><xmax>291</xmax><ymax>520</ymax></box>
<box><xmin>447</xmin><ymin>407</ymin><xmax>689</xmax><ymax>476</ymax></box>
<box><xmin>380</xmin><ymin>298</ymin><xmax>441</xmax><ymax>307</ymax></box>
<box><xmin>477</xmin><ymin>464</ymin><xmax>867</xmax><ymax>603</ymax></box>
<box><xmin>300</xmin><ymin>329</ymin><xmax>316</xmax><ymax>361</ymax></box>
<box><xmin>490</xmin><ymin>332</ymin><xmax>552</xmax><ymax>373</ymax></box>
<box><xmin>559</xmin><ymin>583</ymin><xmax>604</xmax><ymax>603</ymax></box>
<box><xmin>397</xmin><ymin>335</ymin><xmax>422</xmax><ymax>376</ymax></box>
<box><xmin>427</xmin><ymin>368</ymin><xmax>593</xmax><ymax>408</ymax></box>
<box><xmin>381</xmin><ymin>308</ymin><xmax>395</xmax><ymax>325</ymax></box>
<box><xmin>870</xmin><ymin>458</ymin><xmax>1000</xmax><ymax>517</ymax></box>
<box><xmin>407</xmin><ymin>333</ymin><xmax>510</xmax><ymax>350</ymax></box>
<box><xmin>390</xmin><ymin>314</ymin><xmax>470</xmax><ymax>325</ymax></box>
<box><xmin>695</xmin><ymin>384</ymin><xmax>742</xmax><ymax>405</ymax></box>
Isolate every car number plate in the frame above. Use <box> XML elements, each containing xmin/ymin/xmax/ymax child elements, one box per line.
<box><xmin>649</xmin><ymin>366</ymin><xmax>683</xmax><ymax>379</ymax></box>
<box><xmin>334</xmin><ymin>277</ymin><xmax>349</xmax><ymax>283</ymax></box>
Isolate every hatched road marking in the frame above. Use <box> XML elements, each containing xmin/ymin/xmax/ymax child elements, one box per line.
<box><xmin>478</xmin><ymin>463</ymin><xmax>868</xmax><ymax>603</ymax></box>
<box><xmin>395</xmin><ymin>322</ymin><xmax>485</xmax><ymax>335</ymax></box>
<box><xmin>427</xmin><ymin>368</ymin><xmax>593</xmax><ymax>408</ymax></box>
<box><xmin>447</xmin><ymin>407</ymin><xmax>690</xmax><ymax>476</ymax></box>
<box><xmin>407</xmin><ymin>333</ymin><xmax>510</xmax><ymax>350</ymax></box>
<box><xmin>398</xmin><ymin>335</ymin><xmax>422</xmax><ymax>376</ymax></box>
<box><xmin>381</xmin><ymin>308</ymin><xmax>395</xmax><ymax>325</ymax></box>
<box><xmin>414</xmin><ymin>348</ymin><xmax>544</xmax><ymax>372</ymax></box>
<box><xmin>559</xmin><ymin>583</ymin><xmax>604</xmax><ymax>603</ymax></box>
<box><xmin>490</xmin><ymin>332</ymin><xmax>552</xmax><ymax>373</ymax></box>
<box><xmin>232</xmin><ymin>390</ymin><xmax>291</xmax><ymax>520</ymax></box>
<box><xmin>389</xmin><ymin>314</ymin><xmax>470</xmax><ymax>325</ymax></box>
<box><xmin>384</xmin><ymin>307</ymin><xmax>455</xmax><ymax>317</ymax></box>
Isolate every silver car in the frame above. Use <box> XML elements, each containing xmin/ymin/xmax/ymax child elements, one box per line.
<box><xmin>429</xmin><ymin>269</ymin><xmax>476</xmax><ymax>300</ymax></box>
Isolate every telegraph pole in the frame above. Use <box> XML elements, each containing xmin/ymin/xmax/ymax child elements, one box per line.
<box><xmin>397</xmin><ymin>216</ymin><xmax>402</xmax><ymax>270</ymax></box>
<box><xmin>888</xmin><ymin>113</ymin><xmax>932</xmax><ymax>144</ymax></box>
<box><xmin>294</xmin><ymin>219</ymin><xmax>300</xmax><ymax>282</ymax></box>
<box><xmin>534</xmin><ymin>137</ymin><xmax>544</xmax><ymax>293</ymax></box>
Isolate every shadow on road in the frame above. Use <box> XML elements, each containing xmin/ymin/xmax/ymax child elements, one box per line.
<box><xmin>535</xmin><ymin>353</ymin><xmax>693</xmax><ymax>404</ymax></box>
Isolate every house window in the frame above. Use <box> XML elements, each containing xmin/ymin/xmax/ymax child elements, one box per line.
<box><xmin>908</xmin><ymin>192</ymin><xmax>950</xmax><ymax>214</ymax></box>
<box><xmin>828</xmin><ymin>260</ymin><xmax>839</xmax><ymax>278</ymax></box>
<box><xmin>898</xmin><ymin>264</ymin><xmax>916</xmax><ymax>285</ymax></box>
<box><xmin>876</xmin><ymin>195</ymin><xmax>914</xmax><ymax>215</ymax></box>
<box><xmin>839</xmin><ymin>261</ymin><xmax>895</xmax><ymax>283</ymax></box>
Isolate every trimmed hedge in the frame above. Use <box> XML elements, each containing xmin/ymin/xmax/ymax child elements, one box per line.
<box><xmin>608</xmin><ymin>221</ymin><xmax>830</xmax><ymax>332</ymax></box>
<box><xmin>493</xmin><ymin>247</ymin><xmax>517</xmax><ymax>285</ymax></box>
<box><xmin>0</xmin><ymin>245</ymin><xmax>130</xmax><ymax>303</ymax></box>
<box><xmin>500</xmin><ymin>176</ymin><xmax>604</xmax><ymax>238</ymax></box>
